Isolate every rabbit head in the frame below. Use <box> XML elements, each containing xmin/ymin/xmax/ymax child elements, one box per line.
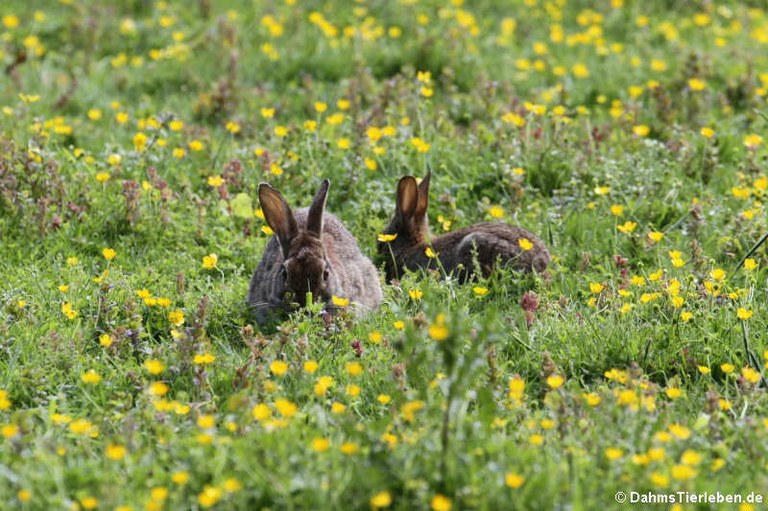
<box><xmin>379</xmin><ymin>171</ymin><xmax>551</xmax><ymax>281</ymax></box>
<box><xmin>378</xmin><ymin>171</ymin><xmax>431</xmax><ymax>260</ymax></box>
<box><xmin>259</xmin><ymin>180</ymin><xmax>337</xmax><ymax>307</ymax></box>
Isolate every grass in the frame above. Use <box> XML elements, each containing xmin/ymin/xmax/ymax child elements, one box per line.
<box><xmin>1</xmin><ymin>0</ymin><xmax>768</xmax><ymax>509</ymax></box>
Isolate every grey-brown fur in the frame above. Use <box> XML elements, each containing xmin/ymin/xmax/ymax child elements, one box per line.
<box><xmin>248</xmin><ymin>180</ymin><xmax>382</xmax><ymax>327</ymax></box>
<box><xmin>378</xmin><ymin>172</ymin><xmax>550</xmax><ymax>281</ymax></box>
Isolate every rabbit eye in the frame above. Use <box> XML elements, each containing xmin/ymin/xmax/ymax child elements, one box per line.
<box><xmin>323</xmin><ymin>267</ymin><xmax>330</xmax><ymax>282</ymax></box>
<box><xmin>278</xmin><ymin>265</ymin><xmax>288</xmax><ymax>280</ymax></box>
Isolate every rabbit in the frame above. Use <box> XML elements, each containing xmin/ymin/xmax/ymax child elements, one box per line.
<box><xmin>378</xmin><ymin>171</ymin><xmax>550</xmax><ymax>282</ymax></box>
<box><xmin>248</xmin><ymin>179</ymin><xmax>383</xmax><ymax>327</ymax></box>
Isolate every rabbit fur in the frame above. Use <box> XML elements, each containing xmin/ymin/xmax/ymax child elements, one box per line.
<box><xmin>248</xmin><ymin>179</ymin><xmax>382</xmax><ymax>326</ymax></box>
<box><xmin>378</xmin><ymin>171</ymin><xmax>550</xmax><ymax>282</ymax></box>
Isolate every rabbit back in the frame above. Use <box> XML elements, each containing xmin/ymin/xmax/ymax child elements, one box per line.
<box><xmin>397</xmin><ymin>222</ymin><xmax>550</xmax><ymax>281</ymax></box>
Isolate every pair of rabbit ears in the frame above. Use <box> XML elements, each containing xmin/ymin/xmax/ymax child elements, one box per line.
<box><xmin>396</xmin><ymin>171</ymin><xmax>431</xmax><ymax>220</ymax></box>
<box><xmin>259</xmin><ymin>179</ymin><xmax>329</xmax><ymax>251</ymax></box>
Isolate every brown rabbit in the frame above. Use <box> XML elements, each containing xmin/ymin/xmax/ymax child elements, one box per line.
<box><xmin>378</xmin><ymin>171</ymin><xmax>550</xmax><ymax>282</ymax></box>
<box><xmin>248</xmin><ymin>180</ymin><xmax>383</xmax><ymax>327</ymax></box>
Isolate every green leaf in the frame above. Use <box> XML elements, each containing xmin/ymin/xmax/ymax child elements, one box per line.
<box><xmin>231</xmin><ymin>193</ymin><xmax>253</xmax><ymax>219</ymax></box>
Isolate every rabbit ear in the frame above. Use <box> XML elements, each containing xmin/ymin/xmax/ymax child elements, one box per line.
<box><xmin>415</xmin><ymin>170</ymin><xmax>431</xmax><ymax>218</ymax></box>
<box><xmin>259</xmin><ymin>183</ymin><xmax>298</xmax><ymax>252</ymax></box>
<box><xmin>396</xmin><ymin>176</ymin><xmax>419</xmax><ymax>219</ymax></box>
<box><xmin>306</xmin><ymin>179</ymin><xmax>330</xmax><ymax>237</ymax></box>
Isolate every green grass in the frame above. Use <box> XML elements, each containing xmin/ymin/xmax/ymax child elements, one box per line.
<box><xmin>2</xmin><ymin>1</ymin><xmax>768</xmax><ymax>509</ymax></box>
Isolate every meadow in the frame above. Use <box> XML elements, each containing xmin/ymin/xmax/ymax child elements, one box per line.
<box><xmin>1</xmin><ymin>0</ymin><xmax>768</xmax><ymax>509</ymax></box>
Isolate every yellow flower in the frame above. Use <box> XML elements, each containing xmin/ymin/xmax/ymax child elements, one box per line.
<box><xmin>274</xmin><ymin>398</ymin><xmax>298</xmax><ymax>417</ymax></box>
<box><xmin>410</xmin><ymin>137</ymin><xmax>431</xmax><ymax>153</ymax></box>
<box><xmin>207</xmin><ymin>175</ymin><xmax>224</xmax><ymax>187</ymax></box>
<box><xmin>744</xmin><ymin>258</ymin><xmax>758</xmax><ymax>271</ymax></box>
<box><xmin>649</xmin><ymin>472</ymin><xmax>669</xmax><ymax>488</ymax></box>
<box><xmin>168</xmin><ymin>309</ymin><xmax>185</xmax><ymax>326</ymax></box>
<box><xmin>61</xmin><ymin>302</ymin><xmax>78</xmax><ymax>320</ymax></box>
<box><xmin>700</xmin><ymin>127</ymin><xmax>715</xmax><ymax>138</ymax></box>
<box><xmin>2</xmin><ymin>424</ymin><xmax>19</xmax><ymax>438</ymax></box>
<box><xmin>737</xmin><ymin>308</ymin><xmax>753</xmax><ymax>320</ymax></box>
<box><xmin>189</xmin><ymin>140</ymin><xmax>205</xmax><ymax>151</ymax></box>
<box><xmin>665</xmin><ymin>387</ymin><xmax>683</xmax><ymax>399</ymax></box>
<box><xmin>270</xmin><ymin>360</ymin><xmax>289</xmax><ymax>376</ymax></box>
<box><xmin>225</xmin><ymin>121</ymin><xmax>240</xmax><ymax>134</ymax></box>
<box><xmin>193</xmin><ymin>353</ymin><xmax>216</xmax><ymax>365</ymax></box>
<box><xmin>408</xmin><ymin>289</ymin><xmax>423</xmax><ymax>300</ymax></box>
<box><xmin>688</xmin><ymin>78</ymin><xmax>707</xmax><ymax>91</ymax></box>
<box><xmin>589</xmin><ymin>282</ymin><xmax>604</xmax><ymax>294</ymax></box>
<box><xmin>202</xmin><ymin>253</ymin><xmax>218</xmax><ymax>269</ymax></box>
<box><xmin>197</xmin><ymin>414</ymin><xmax>215</xmax><ymax>429</ymax></box>
<box><xmin>144</xmin><ymin>359</ymin><xmax>165</xmax><ymax>375</ymax></box>
<box><xmin>377</xmin><ymin>394</ymin><xmax>391</xmax><ymax>405</ymax></box>
<box><xmin>582</xmin><ymin>392</ymin><xmax>601</xmax><ymax>406</ymax></box>
<box><xmin>671</xmin><ymin>464</ymin><xmax>697</xmax><ymax>481</ymax></box>
<box><xmin>428</xmin><ymin>323</ymin><xmax>449</xmax><ymax>342</ymax></box>
<box><xmin>106</xmin><ymin>444</ymin><xmax>127</xmax><ymax>460</ymax></box>
<box><xmin>80</xmin><ymin>370</ymin><xmax>102</xmax><ymax>385</ymax></box>
<box><xmin>2</xmin><ymin>14</ymin><xmax>20</xmax><ymax>28</ymax></box>
<box><xmin>668</xmin><ymin>423</ymin><xmax>691</xmax><ymax>440</ymax></box>
<box><xmin>425</xmin><ymin>247</ymin><xmax>438</xmax><ymax>259</ymax></box>
<box><xmin>331</xmin><ymin>295</ymin><xmax>350</xmax><ymax>307</ymax></box>
<box><xmin>744</xmin><ymin>134</ymin><xmax>763</xmax><ymax>149</ymax></box>
<box><xmin>80</xmin><ymin>496</ymin><xmax>99</xmax><ymax>510</ymax></box>
<box><xmin>473</xmin><ymin>286</ymin><xmax>489</xmax><ymax>297</ymax></box>
<box><xmin>741</xmin><ymin>366</ymin><xmax>761</xmax><ymax>384</ymax></box>
<box><xmin>370</xmin><ymin>490</ymin><xmax>392</xmax><ymax>508</ymax></box>
<box><xmin>69</xmin><ymin>418</ymin><xmax>97</xmax><ymax>436</ymax></box>
<box><xmin>17</xmin><ymin>489</ymin><xmax>32</xmax><ymax>502</ymax></box>
<box><xmin>546</xmin><ymin>374</ymin><xmax>564</xmax><ymax>389</ymax></box>
<box><xmin>632</xmin><ymin>124</ymin><xmax>650</xmax><ymax>137</ymax></box>
<box><xmin>593</xmin><ymin>186</ymin><xmax>611</xmax><ymax>196</ymax></box>
<box><xmin>431</xmin><ymin>494</ymin><xmax>452</xmax><ymax>511</ymax></box>
<box><xmin>505</xmin><ymin>472</ymin><xmax>525</xmax><ymax>488</ymax></box>
<box><xmin>311</xmin><ymin>437</ymin><xmax>330</xmax><ymax>452</ymax></box>
<box><xmin>572</xmin><ymin>63</ymin><xmax>589</xmax><ymax>78</ymax></box>
<box><xmin>605</xmin><ymin>447</ymin><xmax>624</xmax><ymax>460</ymax></box>
<box><xmin>148</xmin><ymin>382</ymin><xmax>170</xmax><ymax>397</ymax></box>
<box><xmin>488</xmin><ymin>205</ymin><xmax>505</xmax><ymax>218</ymax></box>
<box><xmin>314</xmin><ymin>102</ymin><xmax>328</xmax><ymax>113</ymax></box>
<box><xmin>377</xmin><ymin>233</ymin><xmax>397</xmax><ymax>242</ymax></box>
<box><xmin>102</xmin><ymin>247</ymin><xmax>117</xmax><ymax>261</ymax></box>
<box><xmin>345</xmin><ymin>362</ymin><xmax>363</xmax><ymax>377</ymax></box>
<box><xmin>198</xmin><ymin>485</ymin><xmax>223</xmax><ymax>508</ymax></box>
<box><xmin>617</xmin><ymin>221</ymin><xmax>637</xmax><ymax>234</ymax></box>
<box><xmin>710</xmin><ymin>268</ymin><xmax>726</xmax><ymax>281</ymax></box>
<box><xmin>303</xmin><ymin>360</ymin><xmax>319</xmax><ymax>373</ymax></box>
<box><xmin>501</xmin><ymin>112</ymin><xmax>526</xmax><ymax>127</ymax></box>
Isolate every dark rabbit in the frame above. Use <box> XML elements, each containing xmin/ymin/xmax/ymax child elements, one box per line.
<box><xmin>378</xmin><ymin>172</ymin><xmax>550</xmax><ymax>281</ymax></box>
<box><xmin>248</xmin><ymin>180</ymin><xmax>382</xmax><ymax>326</ymax></box>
